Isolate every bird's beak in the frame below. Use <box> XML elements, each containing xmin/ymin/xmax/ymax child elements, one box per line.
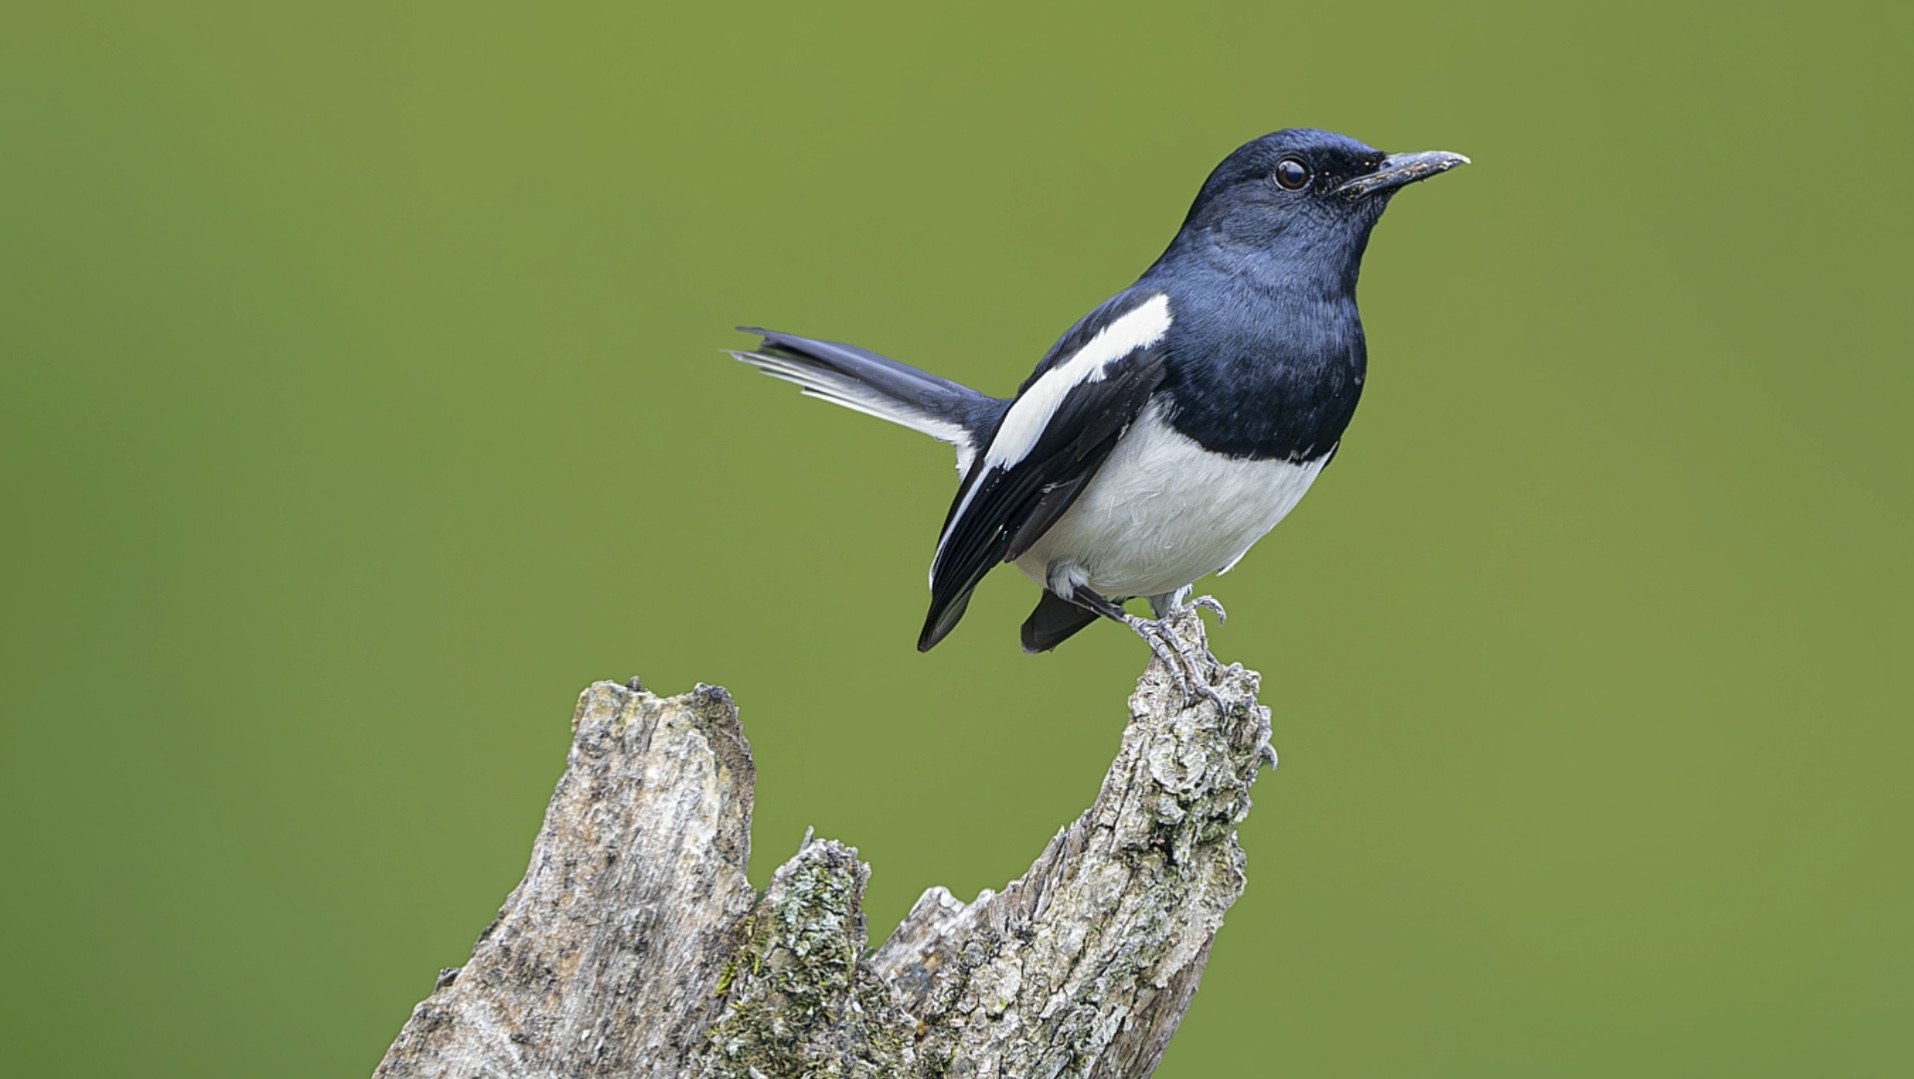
<box><xmin>1337</xmin><ymin>150</ymin><xmax>1470</xmax><ymax>197</ymax></box>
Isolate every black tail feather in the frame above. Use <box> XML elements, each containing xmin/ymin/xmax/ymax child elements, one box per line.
<box><xmin>1020</xmin><ymin>589</ymin><xmax>1101</xmax><ymax>653</ymax></box>
<box><xmin>732</xmin><ymin>327</ymin><xmax>1006</xmax><ymax>444</ymax></box>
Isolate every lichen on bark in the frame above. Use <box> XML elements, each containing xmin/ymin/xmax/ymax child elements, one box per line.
<box><xmin>702</xmin><ymin>837</ymin><xmax>915</xmax><ymax>1078</ymax></box>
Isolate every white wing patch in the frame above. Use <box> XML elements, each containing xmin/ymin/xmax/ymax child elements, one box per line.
<box><xmin>931</xmin><ymin>293</ymin><xmax>1173</xmax><ymax>573</ymax></box>
<box><xmin>985</xmin><ymin>293</ymin><xmax>1172</xmax><ymax>469</ymax></box>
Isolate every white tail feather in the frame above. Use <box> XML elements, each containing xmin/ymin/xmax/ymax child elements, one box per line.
<box><xmin>733</xmin><ymin>351</ymin><xmax>977</xmax><ymax>474</ymax></box>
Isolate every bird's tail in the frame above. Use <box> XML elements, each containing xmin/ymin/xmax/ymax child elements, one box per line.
<box><xmin>1019</xmin><ymin>589</ymin><xmax>1100</xmax><ymax>653</ymax></box>
<box><xmin>730</xmin><ymin>328</ymin><xmax>1005</xmax><ymax>474</ymax></box>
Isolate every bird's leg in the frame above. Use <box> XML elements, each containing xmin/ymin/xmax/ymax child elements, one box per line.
<box><xmin>1146</xmin><ymin>587</ymin><xmax>1189</xmax><ymax>621</ymax></box>
<box><xmin>1070</xmin><ymin>587</ymin><xmax>1223</xmax><ymax>708</ymax></box>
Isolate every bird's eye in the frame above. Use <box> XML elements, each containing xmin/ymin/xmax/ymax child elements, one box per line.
<box><xmin>1273</xmin><ymin>158</ymin><xmax>1311</xmax><ymax>190</ymax></box>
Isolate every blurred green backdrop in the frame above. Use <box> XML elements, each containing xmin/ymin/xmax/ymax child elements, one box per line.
<box><xmin>3</xmin><ymin>2</ymin><xmax>1910</xmax><ymax>1075</ymax></box>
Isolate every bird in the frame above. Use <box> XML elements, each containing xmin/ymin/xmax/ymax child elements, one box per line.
<box><xmin>729</xmin><ymin>128</ymin><xmax>1465</xmax><ymax>696</ymax></box>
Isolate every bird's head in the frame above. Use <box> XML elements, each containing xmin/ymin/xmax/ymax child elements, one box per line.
<box><xmin>1168</xmin><ymin>128</ymin><xmax>1467</xmax><ymax>289</ymax></box>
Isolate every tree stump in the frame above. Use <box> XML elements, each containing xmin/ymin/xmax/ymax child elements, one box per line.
<box><xmin>374</xmin><ymin>612</ymin><xmax>1273</xmax><ymax>1078</ymax></box>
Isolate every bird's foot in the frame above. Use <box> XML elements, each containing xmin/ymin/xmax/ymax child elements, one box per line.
<box><xmin>1147</xmin><ymin>592</ymin><xmax>1228</xmax><ymax>665</ymax></box>
<box><xmin>1147</xmin><ymin>591</ymin><xmax>1227</xmax><ymax>649</ymax></box>
<box><xmin>1122</xmin><ymin>612</ymin><xmax>1226</xmax><ymax>710</ymax></box>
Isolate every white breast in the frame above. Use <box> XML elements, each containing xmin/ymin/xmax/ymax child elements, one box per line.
<box><xmin>1012</xmin><ymin>401</ymin><xmax>1327</xmax><ymax>600</ymax></box>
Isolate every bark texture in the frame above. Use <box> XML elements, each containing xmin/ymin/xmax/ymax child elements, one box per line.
<box><xmin>375</xmin><ymin>611</ymin><xmax>1272</xmax><ymax>1079</ymax></box>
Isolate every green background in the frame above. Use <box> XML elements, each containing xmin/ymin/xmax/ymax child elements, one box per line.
<box><xmin>4</xmin><ymin>2</ymin><xmax>1909</xmax><ymax>1075</ymax></box>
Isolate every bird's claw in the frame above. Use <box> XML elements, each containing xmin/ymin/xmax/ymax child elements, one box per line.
<box><xmin>1189</xmin><ymin>593</ymin><xmax>1227</xmax><ymax>625</ymax></box>
<box><xmin>1124</xmin><ymin>613</ymin><xmax>1226</xmax><ymax>711</ymax></box>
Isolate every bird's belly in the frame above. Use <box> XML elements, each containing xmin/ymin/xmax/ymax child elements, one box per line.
<box><xmin>1012</xmin><ymin>405</ymin><xmax>1328</xmax><ymax>599</ymax></box>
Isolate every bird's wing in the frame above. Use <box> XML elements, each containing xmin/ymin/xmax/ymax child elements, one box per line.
<box><xmin>917</xmin><ymin>289</ymin><xmax>1174</xmax><ymax>651</ymax></box>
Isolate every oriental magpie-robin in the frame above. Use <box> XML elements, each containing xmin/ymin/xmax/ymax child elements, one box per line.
<box><xmin>730</xmin><ymin>129</ymin><xmax>1465</xmax><ymax>689</ymax></box>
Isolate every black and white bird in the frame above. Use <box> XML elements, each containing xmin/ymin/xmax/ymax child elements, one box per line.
<box><xmin>730</xmin><ymin>129</ymin><xmax>1465</xmax><ymax>690</ymax></box>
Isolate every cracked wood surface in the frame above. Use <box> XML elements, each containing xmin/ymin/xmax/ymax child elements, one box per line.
<box><xmin>374</xmin><ymin>612</ymin><xmax>1272</xmax><ymax>1078</ymax></box>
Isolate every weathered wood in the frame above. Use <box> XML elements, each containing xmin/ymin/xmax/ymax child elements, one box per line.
<box><xmin>374</xmin><ymin>682</ymin><xmax>759</xmax><ymax>1078</ymax></box>
<box><xmin>375</xmin><ymin>611</ymin><xmax>1272</xmax><ymax>1078</ymax></box>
